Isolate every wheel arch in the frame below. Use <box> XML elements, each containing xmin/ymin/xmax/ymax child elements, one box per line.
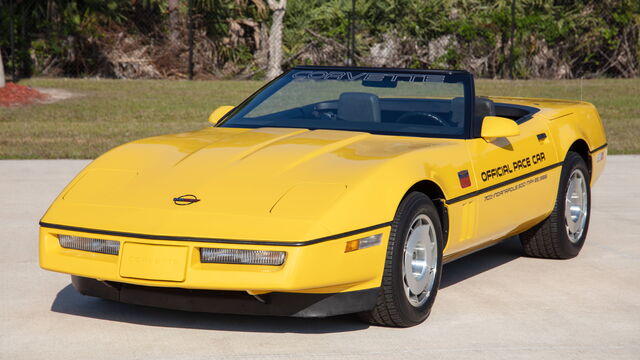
<box><xmin>404</xmin><ymin>180</ymin><xmax>449</xmax><ymax>248</ymax></box>
<box><xmin>567</xmin><ymin>139</ymin><xmax>592</xmax><ymax>177</ymax></box>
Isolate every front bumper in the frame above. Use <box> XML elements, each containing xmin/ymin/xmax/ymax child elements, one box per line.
<box><xmin>72</xmin><ymin>276</ymin><xmax>380</xmax><ymax>317</ymax></box>
<box><xmin>39</xmin><ymin>224</ymin><xmax>390</xmax><ymax>294</ymax></box>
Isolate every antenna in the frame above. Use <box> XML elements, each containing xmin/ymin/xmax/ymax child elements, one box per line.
<box><xmin>580</xmin><ymin>77</ymin><xmax>583</xmax><ymax>101</ymax></box>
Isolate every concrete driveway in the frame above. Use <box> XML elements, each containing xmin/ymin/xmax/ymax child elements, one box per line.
<box><xmin>1</xmin><ymin>156</ymin><xmax>638</xmax><ymax>359</ymax></box>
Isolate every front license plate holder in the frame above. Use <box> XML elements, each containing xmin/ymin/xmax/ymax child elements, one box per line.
<box><xmin>119</xmin><ymin>243</ymin><xmax>188</xmax><ymax>282</ymax></box>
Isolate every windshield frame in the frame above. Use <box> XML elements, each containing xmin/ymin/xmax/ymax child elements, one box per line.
<box><xmin>217</xmin><ymin>66</ymin><xmax>475</xmax><ymax>140</ymax></box>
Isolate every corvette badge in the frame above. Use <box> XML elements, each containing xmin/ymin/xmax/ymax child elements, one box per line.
<box><xmin>173</xmin><ymin>194</ymin><xmax>200</xmax><ymax>205</ymax></box>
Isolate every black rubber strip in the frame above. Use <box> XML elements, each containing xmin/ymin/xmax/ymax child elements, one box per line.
<box><xmin>39</xmin><ymin>221</ymin><xmax>393</xmax><ymax>247</ymax></box>
<box><xmin>446</xmin><ymin>161</ymin><xmax>564</xmax><ymax>205</ymax></box>
<box><xmin>589</xmin><ymin>143</ymin><xmax>608</xmax><ymax>154</ymax></box>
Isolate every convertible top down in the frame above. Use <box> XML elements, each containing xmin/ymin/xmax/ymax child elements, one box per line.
<box><xmin>40</xmin><ymin>66</ymin><xmax>607</xmax><ymax>327</ymax></box>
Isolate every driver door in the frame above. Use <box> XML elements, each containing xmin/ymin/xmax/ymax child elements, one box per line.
<box><xmin>466</xmin><ymin>117</ymin><xmax>560</xmax><ymax>246</ymax></box>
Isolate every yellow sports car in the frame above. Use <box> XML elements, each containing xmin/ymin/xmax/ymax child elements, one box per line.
<box><xmin>40</xmin><ymin>66</ymin><xmax>607</xmax><ymax>327</ymax></box>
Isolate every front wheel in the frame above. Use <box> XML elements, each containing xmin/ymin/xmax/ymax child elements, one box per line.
<box><xmin>520</xmin><ymin>151</ymin><xmax>591</xmax><ymax>259</ymax></box>
<box><xmin>359</xmin><ymin>192</ymin><xmax>443</xmax><ymax>327</ymax></box>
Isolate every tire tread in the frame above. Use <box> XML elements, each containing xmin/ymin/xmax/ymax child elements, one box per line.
<box><xmin>520</xmin><ymin>151</ymin><xmax>589</xmax><ymax>259</ymax></box>
<box><xmin>359</xmin><ymin>192</ymin><xmax>436</xmax><ymax>327</ymax></box>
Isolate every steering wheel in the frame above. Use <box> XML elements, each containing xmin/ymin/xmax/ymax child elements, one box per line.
<box><xmin>395</xmin><ymin>112</ymin><xmax>449</xmax><ymax>127</ymax></box>
<box><xmin>313</xmin><ymin>110</ymin><xmax>336</xmax><ymax>121</ymax></box>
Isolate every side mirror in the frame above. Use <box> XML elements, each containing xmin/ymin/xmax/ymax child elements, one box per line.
<box><xmin>208</xmin><ymin>105</ymin><xmax>235</xmax><ymax>125</ymax></box>
<box><xmin>481</xmin><ymin>116</ymin><xmax>520</xmax><ymax>139</ymax></box>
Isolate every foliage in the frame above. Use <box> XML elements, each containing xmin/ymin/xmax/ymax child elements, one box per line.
<box><xmin>0</xmin><ymin>0</ymin><xmax>638</xmax><ymax>79</ymax></box>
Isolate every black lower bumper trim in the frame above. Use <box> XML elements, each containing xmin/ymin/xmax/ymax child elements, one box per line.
<box><xmin>71</xmin><ymin>276</ymin><xmax>380</xmax><ymax>318</ymax></box>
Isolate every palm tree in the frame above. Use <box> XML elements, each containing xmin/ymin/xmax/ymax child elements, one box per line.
<box><xmin>168</xmin><ymin>0</ymin><xmax>181</xmax><ymax>46</ymax></box>
<box><xmin>266</xmin><ymin>0</ymin><xmax>286</xmax><ymax>80</ymax></box>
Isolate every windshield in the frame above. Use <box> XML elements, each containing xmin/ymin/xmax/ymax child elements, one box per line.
<box><xmin>219</xmin><ymin>68</ymin><xmax>472</xmax><ymax>138</ymax></box>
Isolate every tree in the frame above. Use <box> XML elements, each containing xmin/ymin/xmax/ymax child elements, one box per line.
<box><xmin>266</xmin><ymin>0</ymin><xmax>287</xmax><ymax>80</ymax></box>
<box><xmin>168</xmin><ymin>0</ymin><xmax>181</xmax><ymax>46</ymax></box>
<box><xmin>0</xmin><ymin>51</ymin><xmax>5</xmax><ymax>87</ymax></box>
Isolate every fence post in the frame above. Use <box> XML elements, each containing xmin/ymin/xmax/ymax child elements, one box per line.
<box><xmin>9</xmin><ymin>0</ymin><xmax>16</xmax><ymax>81</ymax></box>
<box><xmin>187</xmin><ymin>0</ymin><xmax>194</xmax><ymax>80</ymax></box>
<box><xmin>350</xmin><ymin>0</ymin><xmax>356</xmax><ymax>66</ymax></box>
<box><xmin>509</xmin><ymin>0</ymin><xmax>516</xmax><ymax>79</ymax></box>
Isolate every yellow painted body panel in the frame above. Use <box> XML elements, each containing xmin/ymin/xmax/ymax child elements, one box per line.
<box><xmin>208</xmin><ymin>105</ymin><xmax>234</xmax><ymax>125</ymax></box>
<box><xmin>40</xmin><ymin>96</ymin><xmax>607</xmax><ymax>295</ymax></box>
<box><xmin>40</xmin><ymin>226</ymin><xmax>391</xmax><ymax>292</ymax></box>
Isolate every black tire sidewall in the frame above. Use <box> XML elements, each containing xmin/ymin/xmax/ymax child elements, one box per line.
<box><xmin>390</xmin><ymin>192</ymin><xmax>443</xmax><ymax>325</ymax></box>
<box><xmin>556</xmin><ymin>152</ymin><xmax>591</xmax><ymax>257</ymax></box>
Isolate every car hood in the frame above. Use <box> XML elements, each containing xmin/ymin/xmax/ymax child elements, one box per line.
<box><xmin>42</xmin><ymin>127</ymin><xmax>453</xmax><ymax>241</ymax></box>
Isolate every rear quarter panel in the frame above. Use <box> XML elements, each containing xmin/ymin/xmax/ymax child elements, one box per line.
<box><xmin>490</xmin><ymin>96</ymin><xmax>607</xmax><ymax>185</ymax></box>
<box><xmin>543</xmin><ymin>102</ymin><xmax>607</xmax><ymax>184</ymax></box>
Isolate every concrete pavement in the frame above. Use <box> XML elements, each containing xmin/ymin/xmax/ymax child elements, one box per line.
<box><xmin>1</xmin><ymin>156</ymin><xmax>639</xmax><ymax>359</ymax></box>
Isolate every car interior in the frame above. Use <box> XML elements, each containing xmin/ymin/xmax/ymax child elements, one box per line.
<box><xmin>237</xmin><ymin>91</ymin><xmax>539</xmax><ymax>138</ymax></box>
<box><xmin>307</xmin><ymin>93</ymin><xmax>537</xmax><ymax>127</ymax></box>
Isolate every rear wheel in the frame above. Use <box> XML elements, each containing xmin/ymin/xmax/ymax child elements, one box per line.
<box><xmin>359</xmin><ymin>192</ymin><xmax>443</xmax><ymax>327</ymax></box>
<box><xmin>520</xmin><ymin>151</ymin><xmax>591</xmax><ymax>259</ymax></box>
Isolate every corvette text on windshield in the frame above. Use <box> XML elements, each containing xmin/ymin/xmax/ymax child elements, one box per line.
<box><xmin>291</xmin><ymin>71</ymin><xmax>447</xmax><ymax>83</ymax></box>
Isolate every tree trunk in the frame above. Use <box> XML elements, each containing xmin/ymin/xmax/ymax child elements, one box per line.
<box><xmin>0</xmin><ymin>51</ymin><xmax>5</xmax><ymax>87</ymax></box>
<box><xmin>266</xmin><ymin>0</ymin><xmax>287</xmax><ymax>80</ymax></box>
<box><xmin>254</xmin><ymin>22</ymin><xmax>269</xmax><ymax>69</ymax></box>
<box><xmin>168</xmin><ymin>0</ymin><xmax>181</xmax><ymax>46</ymax></box>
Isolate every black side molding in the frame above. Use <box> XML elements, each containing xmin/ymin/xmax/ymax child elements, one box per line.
<box><xmin>589</xmin><ymin>143</ymin><xmax>608</xmax><ymax>154</ymax></box>
<box><xmin>446</xmin><ymin>161</ymin><xmax>563</xmax><ymax>205</ymax></box>
<box><xmin>40</xmin><ymin>221</ymin><xmax>393</xmax><ymax>247</ymax></box>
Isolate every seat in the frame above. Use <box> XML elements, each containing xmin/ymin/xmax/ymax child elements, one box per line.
<box><xmin>450</xmin><ymin>96</ymin><xmax>495</xmax><ymax>134</ymax></box>
<box><xmin>450</xmin><ymin>97</ymin><xmax>466</xmax><ymax>128</ymax></box>
<box><xmin>475</xmin><ymin>96</ymin><xmax>495</xmax><ymax>123</ymax></box>
<box><xmin>337</xmin><ymin>92</ymin><xmax>381</xmax><ymax>123</ymax></box>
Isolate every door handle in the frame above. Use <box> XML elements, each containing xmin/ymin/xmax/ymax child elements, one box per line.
<box><xmin>537</xmin><ymin>133</ymin><xmax>547</xmax><ymax>141</ymax></box>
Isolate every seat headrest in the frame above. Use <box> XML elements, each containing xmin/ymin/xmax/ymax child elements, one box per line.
<box><xmin>337</xmin><ymin>92</ymin><xmax>381</xmax><ymax>123</ymax></box>
<box><xmin>451</xmin><ymin>97</ymin><xmax>466</xmax><ymax>128</ymax></box>
<box><xmin>475</xmin><ymin>96</ymin><xmax>495</xmax><ymax>123</ymax></box>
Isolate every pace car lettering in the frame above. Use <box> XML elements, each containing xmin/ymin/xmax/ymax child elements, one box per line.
<box><xmin>483</xmin><ymin>174</ymin><xmax>548</xmax><ymax>201</ymax></box>
<box><xmin>291</xmin><ymin>71</ymin><xmax>446</xmax><ymax>83</ymax></box>
<box><xmin>481</xmin><ymin>152</ymin><xmax>546</xmax><ymax>182</ymax></box>
<box><xmin>481</xmin><ymin>164</ymin><xmax>513</xmax><ymax>181</ymax></box>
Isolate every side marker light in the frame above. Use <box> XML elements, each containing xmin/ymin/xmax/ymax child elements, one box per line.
<box><xmin>345</xmin><ymin>233</ymin><xmax>383</xmax><ymax>253</ymax></box>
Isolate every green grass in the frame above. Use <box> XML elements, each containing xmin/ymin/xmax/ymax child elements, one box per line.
<box><xmin>0</xmin><ymin>78</ymin><xmax>638</xmax><ymax>159</ymax></box>
<box><xmin>0</xmin><ymin>79</ymin><xmax>262</xmax><ymax>159</ymax></box>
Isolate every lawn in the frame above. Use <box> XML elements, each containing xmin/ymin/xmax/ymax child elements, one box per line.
<box><xmin>0</xmin><ymin>77</ymin><xmax>638</xmax><ymax>159</ymax></box>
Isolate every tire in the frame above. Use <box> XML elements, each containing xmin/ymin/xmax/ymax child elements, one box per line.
<box><xmin>520</xmin><ymin>151</ymin><xmax>591</xmax><ymax>259</ymax></box>
<box><xmin>359</xmin><ymin>192</ymin><xmax>443</xmax><ymax>327</ymax></box>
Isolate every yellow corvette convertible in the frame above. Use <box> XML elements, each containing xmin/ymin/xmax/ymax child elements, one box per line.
<box><xmin>40</xmin><ymin>66</ymin><xmax>607</xmax><ymax>327</ymax></box>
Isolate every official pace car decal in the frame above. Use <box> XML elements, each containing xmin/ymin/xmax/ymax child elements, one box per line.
<box><xmin>483</xmin><ymin>174</ymin><xmax>548</xmax><ymax>201</ymax></box>
<box><xmin>481</xmin><ymin>152</ymin><xmax>546</xmax><ymax>182</ymax></box>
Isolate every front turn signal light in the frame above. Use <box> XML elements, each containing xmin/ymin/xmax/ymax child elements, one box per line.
<box><xmin>345</xmin><ymin>233</ymin><xmax>382</xmax><ymax>253</ymax></box>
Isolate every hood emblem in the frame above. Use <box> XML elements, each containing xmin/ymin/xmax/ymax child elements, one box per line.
<box><xmin>173</xmin><ymin>194</ymin><xmax>200</xmax><ymax>205</ymax></box>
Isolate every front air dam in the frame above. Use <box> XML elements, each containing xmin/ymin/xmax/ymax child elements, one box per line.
<box><xmin>71</xmin><ymin>276</ymin><xmax>380</xmax><ymax>317</ymax></box>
